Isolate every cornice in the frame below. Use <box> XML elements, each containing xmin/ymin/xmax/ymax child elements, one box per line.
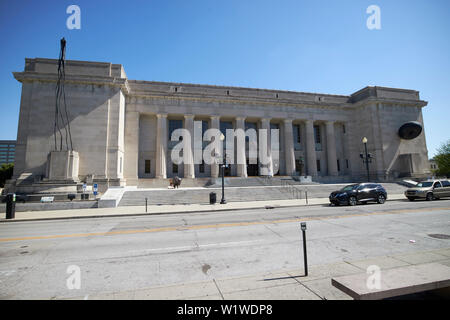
<box><xmin>13</xmin><ymin>72</ymin><xmax>130</xmax><ymax>94</ymax></box>
<box><xmin>352</xmin><ymin>97</ymin><xmax>428</xmax><ymax>108</ymax></box>
<box><xmin>125</xmin><ymin>92</ymin><xmax>355</xmax><ymax>111</ymax></box>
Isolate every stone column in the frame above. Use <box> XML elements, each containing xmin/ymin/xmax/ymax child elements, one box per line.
<box><xmin>260</xmin><ymin>118</ymin><xmax>273</xmax><ymax>176</ymax></box>
<box><xmin>106</xmin><ymin>89</ymin><xmax>126</xmax><ymax>180</ymax></box>
<box><xmin>235</xmin><ymin>117</ymin><xmax>247</xmax><ymax>177</ymax></box>
<box><xmin>210</xmin><ymin>115</ymin><xmax>220</xmax><ymax>178</ymax></box>
<box><xmin>325</xmin><ymin>121</ymin><xmax>338</xmax><ymax>176</ymax></box>
<box><xmin>184</xmin><ymin>114</ymin><xmax>195</xmax><ymax>179</ymax></box>
<box><xmin>305</xmin><ymin>120</ymin><xmax>318</xmax><ymax>176</ymax></box>
<box><xmin>283</xmin><ymin>119</ymin><xmax>295</xmax><ymax>176</ymax></box>
<box><xmin>123</xmin><ymin>111</ymin><xmax>139</xmax><ymax>185</ymax></box>
<box><xmin>342</xmin><ymin>122</ymin><xmax>350</xmax><ymax>175</ymax></box>
<box><xmin>155</xmin><ymin>113</ymin><xmax>168</xmax><ymax>179</ymax></box>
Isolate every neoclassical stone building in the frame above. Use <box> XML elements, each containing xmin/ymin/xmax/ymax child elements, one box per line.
<box><xmin>9</xmin><ymin>58</ymin><xmax>430</xmax><ymax>192</ymax></box>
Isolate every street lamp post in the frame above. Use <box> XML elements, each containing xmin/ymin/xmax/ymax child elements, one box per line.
<box><xmin>360</xmin><ymin>137</ymin><xmax>372</xmax><ymax>182</ymax></box>
<box><xmin>219</xmin><ymin>134</ymin><xmax>227</xmax><ymax>204</ymax></box>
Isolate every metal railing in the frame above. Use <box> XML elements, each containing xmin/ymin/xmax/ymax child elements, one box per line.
<box><xmin>260</xmin><ymin>175</ymin><xmax>272</xmax><ymax>186</ymax></box>
<box><xmin>280</xmin><ymin>179</ymin><xmax>302</xmax><ymax>199</ymax></box>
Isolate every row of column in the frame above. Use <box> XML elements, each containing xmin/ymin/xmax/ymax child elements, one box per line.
<box><xmin>155</xmin><ymin>114</ymin><xmax>340</xmax><ymax>179</ymax></box>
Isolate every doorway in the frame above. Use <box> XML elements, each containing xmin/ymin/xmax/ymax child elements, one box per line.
<box><xmin>247</xmin><ymin>159</ymin><xmax>259</xmax><ymax>176</ymax></box>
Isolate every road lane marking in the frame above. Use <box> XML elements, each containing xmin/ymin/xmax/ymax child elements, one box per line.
<box><xmin>1</xmin><ymin>206</ymin><xmax>449</xmax><ymax>243</ymax></box>
<box><xmin>126</xmin><ymin>240</ymin><xmax>264</xmax><ymax>255</ymax></box>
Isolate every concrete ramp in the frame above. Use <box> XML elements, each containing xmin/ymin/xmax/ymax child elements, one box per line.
<box><xmin>99</xmin><ymin>186</ymin><xmax>136</xmax><ymax>208</ymax></box>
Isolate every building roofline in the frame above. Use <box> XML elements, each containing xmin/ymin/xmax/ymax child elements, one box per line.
<box><xmin>127</xmin><ymin>79</ymin><xmax>351</xmax><ymax>98</ymax></box>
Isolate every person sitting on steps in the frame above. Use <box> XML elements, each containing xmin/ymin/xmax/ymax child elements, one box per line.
<box><xmin>169</xmin><ymin>176</ymin><xmax>182</xmax><ymax>189</ymax></box>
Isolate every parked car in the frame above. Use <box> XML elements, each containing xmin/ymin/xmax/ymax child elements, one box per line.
<box><xmin>404</xmin><ymin>180</ymin><xmax>450</xmax><ymax>201</ymax></box>
<box><xmin>329</xmin><ymin>183</ymin><xmax>387</xmax><ymax>206</ymax></box>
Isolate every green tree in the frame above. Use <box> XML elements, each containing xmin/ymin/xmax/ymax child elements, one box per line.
<box><xmin>0</xmin><ymin>163</ymin><xmax>14</xmax><ymax>188</ymax></box>
<box><xmin>433</xmin><ymin>139</ymin><xmax>450</xmax><ymax>178</ymax></box>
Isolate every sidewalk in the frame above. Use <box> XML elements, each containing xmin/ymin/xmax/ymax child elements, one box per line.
<box><xmin>70</xmin><ymin>247</ymin><xmax>450</xmax><ymax>300</ymax></box>
<box><xmin>0</xmin><ymin>194</ymin><xmax>406</xmax><ymax>222</ymax></box>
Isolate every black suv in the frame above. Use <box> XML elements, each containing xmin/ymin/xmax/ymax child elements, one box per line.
<box><xmin>329</xmin><ymin>183</ymin><xmax>387</xmax><ymax>206</ymax></box>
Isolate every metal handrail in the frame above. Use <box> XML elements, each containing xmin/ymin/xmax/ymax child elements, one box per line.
<box><xmin>280</xmin><ymin>179</ymin><xmax>302</xmax><ymax>199</ymax></box>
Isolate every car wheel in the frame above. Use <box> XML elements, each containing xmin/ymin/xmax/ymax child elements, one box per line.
<box><xmin>377</xmin><ymin>194</ymin><xmax>386</xmax><ymax>204</ymax></box>
<box><xmin>407</xmin><ymin>197</ymin><xmax>415</xmax><ymax>201</ymax></box>
<box><xmin>426</xmin><ymin>193</ymin><xmax>434</xmax><ymax>201</ymax></box>
<box><xmin>348</xmin><ymin>196</ymin><xmax>357</xmax><ymax>206</ymax></box>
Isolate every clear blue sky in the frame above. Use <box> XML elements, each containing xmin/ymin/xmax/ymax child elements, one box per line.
<box><xmin>0</xmin><ymin>0</ymin><xmax>449</xmax><ymax>157</ymax></box>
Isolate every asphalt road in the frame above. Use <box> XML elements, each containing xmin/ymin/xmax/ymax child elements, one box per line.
<box><xmin>1</xmin><ymin>199</ymin><xmax>450</xmax><ymax>299</ymax></box>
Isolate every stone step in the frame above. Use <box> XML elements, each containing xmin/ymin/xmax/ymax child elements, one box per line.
<box><xmin>119</xmin><ymin>186</ymin><xmax>297</xmax><ymax>206</ymax></box>
<box><xmin>137</xmin><ymin>176</ymin><xmax>301</xmax><ymax>189</ymax></box>
<box><xmin>118</xmin><ymin>183</ymin><xmax>408</xmax><ymax>206</ymax></box>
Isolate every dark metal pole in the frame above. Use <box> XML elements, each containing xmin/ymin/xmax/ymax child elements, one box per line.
<box><xmin>364</xmin><ymin>142</ymin><xmax>370</xmax><ymax>182</ymax></box>
<box><xmin>145</xmin><ymin>197</ymin><xmax>148</xmax><ymax>213</ymax></box>
<box><xmin>301</xmin><ymin>223</ymin><xmax>308</xmax><ymax>276</ymax></box>
<box><xmin>220</xmin><ymin>154</ymin><xmax>226</xmax><ymax>204</ymax></box>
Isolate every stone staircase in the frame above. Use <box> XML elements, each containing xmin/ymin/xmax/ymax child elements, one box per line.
<box><xmin>118</xmin><ymin>186</ymin><xmax>295</xmax><ymax>206</ymax></box>
<box><xmin>118</xmin><ymin>182</ymin><xmax>408</xmax><ymax>206</ymax></box>
<box><xmin>137</xmin><ymin>176</ymin><xmax>299</xmax><ymax>189</ymax></box>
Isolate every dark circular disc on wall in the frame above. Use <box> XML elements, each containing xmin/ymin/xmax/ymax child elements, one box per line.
<box><xmin>398</xmin><ymin>121</ymin><xmax>422</xmax><ymax>140</ymax></box>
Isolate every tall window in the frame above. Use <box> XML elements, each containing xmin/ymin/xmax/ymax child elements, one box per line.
<box><xmin>295</xmin><ymin>159</ymin><xmax>302</xmax><ymax>173</ymax></box>
<box><xmin>202</xmin><ymin>120</ymin><xmax>208</xmax><ymax>137</ymax></box>
<box><xmin>220</xmin><ymin>121</ymin><xmax>233</xmax><ymax>146</ymax></box>
<box><xmin>245</xmin><ymin>122</ymin><xmax>257</xmax><ymax>143</ymax></box>
<box><xmin>145</xmin><ymin>160</ymin><xmax>151</xmax><ymax>174</ymax></box>
<box><xmin>168</xmin><ymin>119</ymin><xmax>183</xmax><ymax>141</ymax></box>
<box><xmin>316</xmin><ymin>159</ymin><xmax>321</xmax><ymax>172</ymax></box>
<box><xmin>314</xmin><ymin>125</ymin><xmax>322</xmax><ymax>151</ymax></box>
<box><xmin>199</xmin><ymin>160</ymin><xmax>205</xmax><ymax>173</ymax></box>
<box><xmin>293</xmin><ymin>125</ymin><xmax>301</xmax><ymax>143</ymax></box>
<box><xmin>220</xmin><ymin>121</ymin><xmax>233</xmax><ymax>136</ymax></box>
<box><xmin>337</xmin><ymin>159</ymin><xmax>340</xmax><ymax>172</ymax></box>
<box><xmin>293</xmin><ymin>124</ymin><xmax>302</xmax><ymax>151</ymax></box>
<box><xmin>270</xmin><ymin>123</ymin><xmax>280</xmax><ymax>147</ymax></box>
<box><xmin>314</xmin><ymin>125</ymin><xmax>321</xmax><ymax>143</ymax></box>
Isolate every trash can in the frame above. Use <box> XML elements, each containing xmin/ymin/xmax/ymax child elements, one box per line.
<box><xmin>6</xmin><ymin>193</ymin><xmax>16</xmax><ymax>219</ymax></box>
<box><xmin>209</xmin><ymin>192</ymin><xmax>217</xmax><ymax>205</ymax></box>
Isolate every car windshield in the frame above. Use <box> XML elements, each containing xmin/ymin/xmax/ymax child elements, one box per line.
<box><xmin>340</xmin><ymin>185</ymin><xmax>358</xmax><ymax>191</ymax></box>
<box><xmin>416</xmin><ymin>182</ymin><xmax>433</xmax><ymax>188</ymax></box>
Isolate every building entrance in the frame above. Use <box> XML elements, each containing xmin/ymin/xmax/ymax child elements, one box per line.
<box><xmin>247</xmin><ymin>159</ymin><xmax>259</xmax><ymax>176</ymax></box>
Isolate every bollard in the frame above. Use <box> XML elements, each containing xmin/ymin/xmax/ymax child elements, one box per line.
<box><xmin>209</xmin><ymin>192</ymin><xmax>217</xmax><ymax>205</ymax></box>
<box><xmin>300</xmin><ymin>222</ymin><xmax>308</xmax><ymax>276</ymax></box>
<box><xmin>6</xmin><ymin>193</ymin><xmax>16</xmax><ymax>219</ymax></box>
<box><xmin>145</xmin><ymin>197</ymin><xmax>148</xmax><ymax>213</ymax></box>
<box><xmin>305</xmin><ymin>189</ymin><xmax>308</xmax><ymax>205</ymax></box>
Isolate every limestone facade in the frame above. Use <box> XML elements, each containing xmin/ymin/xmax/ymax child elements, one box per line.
<box><xmin>11</xmin><ymin>58</ymin><xmax>430</xmax><ymax>191</ymax></box>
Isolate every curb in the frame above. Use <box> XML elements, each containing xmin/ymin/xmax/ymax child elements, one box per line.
<box><xmin>0</xmin><ymin>197</ymin><xmax>407</xmax><ymax>223</ymax></box>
